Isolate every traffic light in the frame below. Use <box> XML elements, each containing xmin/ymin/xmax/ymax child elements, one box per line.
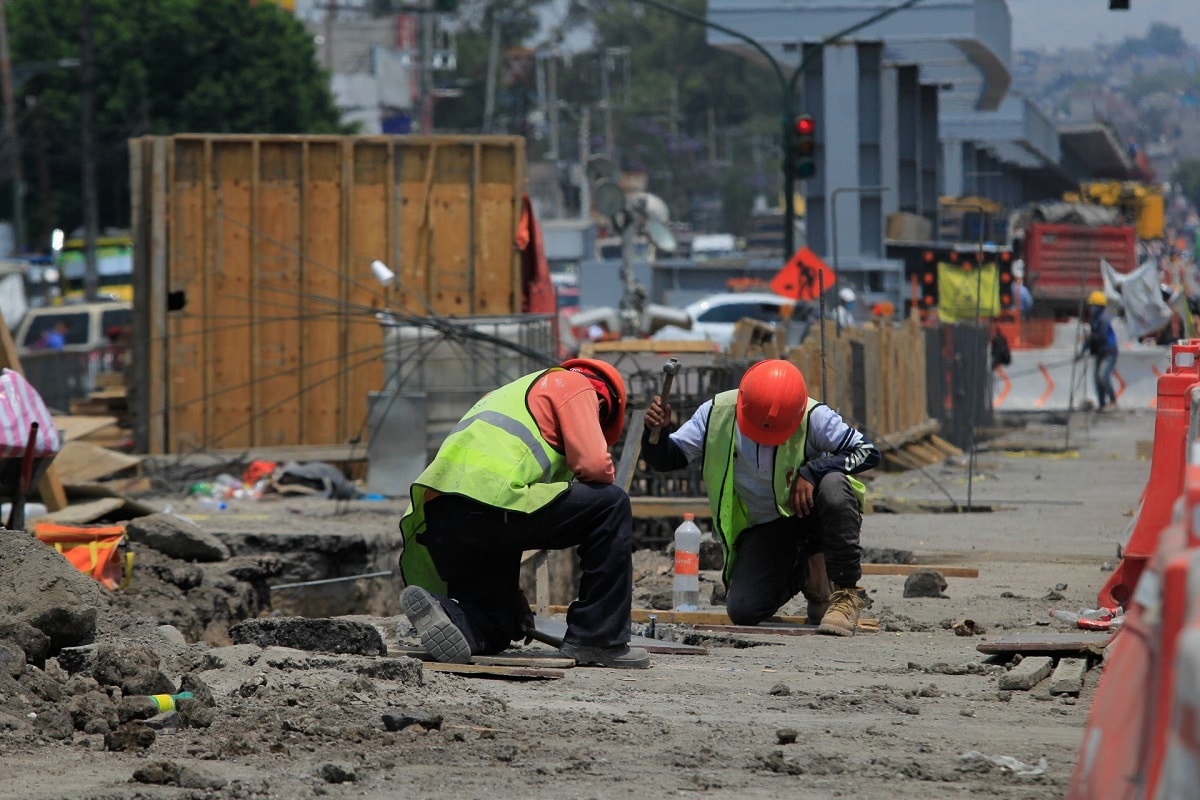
<box><xmin>793</xmin><ymin>115</ymin><xmax>816</xmax><ymax>179</ymax></box>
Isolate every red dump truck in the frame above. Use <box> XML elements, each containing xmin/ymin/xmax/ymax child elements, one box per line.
<box><xmin>1021</xmin><ymin>219</ymin><xmax>1138</xmax><ymax>319</ymax></box>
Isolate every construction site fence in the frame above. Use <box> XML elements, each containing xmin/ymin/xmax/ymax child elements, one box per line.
<box><xmin>128</xmin><ymin>133</ymin><xmax>527</xmax><ymax>455</ymax></box>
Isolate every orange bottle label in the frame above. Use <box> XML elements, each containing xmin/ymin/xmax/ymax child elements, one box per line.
<box><xmin>674</xmin><ymin>551</ymin><xmax>699</xmax><ymax>576</ymax></box>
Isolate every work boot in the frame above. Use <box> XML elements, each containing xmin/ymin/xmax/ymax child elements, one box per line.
<box><xmin>559</xmin><ymin>642</ymin><xmax>651</xmax><ymax>669</ymax></box>
<box><xmin>802</xmin><ymin>552</ymin><xmax>834</xmax><ymax>625</ymax></box>
<box><xmin>817</xmin><ymin>585</ymin><xmax>866</xmax><ymax>637</ymax></box>
<box><xmin>400</xmin><ymin>586</ymin><xmax>472</xmax><ymax>664</ymax></box>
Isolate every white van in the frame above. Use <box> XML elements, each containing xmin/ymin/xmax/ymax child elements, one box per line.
<box><xmin>14</xmin><ymin>300</ymin><xmax>132</xmax><ymax>357</ymax></box>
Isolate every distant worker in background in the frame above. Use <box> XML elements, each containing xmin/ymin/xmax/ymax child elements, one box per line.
<box><xmin>641</xmin><ymin>359</ymin><xmax>881</xmax><ymax>636</ymax></box>
<box><xmin>398</xmin><ymin>358</ymin><xmax>650</xmax><ymax>669</ymax></box>
<box><xmin>1011</xmin><ymin>259</ymin><xmax>1034</xmax><ymax>318</ymax></box>
<box><xmin>1080</xmin><ymin>290</ymin><xmax>1119</xmax><ymax>413</ymax></box>
<box><xmin>835</xmin><ymin>287</ymin><xmax>858</xmax><ymax>330</ymax></box>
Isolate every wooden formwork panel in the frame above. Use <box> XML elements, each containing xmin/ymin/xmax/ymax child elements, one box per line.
<box><xmin>130</xmin><ymin>134</ymin><xmax>526</xmax><ymax>454</ymax></box>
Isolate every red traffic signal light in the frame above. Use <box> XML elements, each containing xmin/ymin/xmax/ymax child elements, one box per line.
<box><xmin>793</xmin><ymin>114</ymin><xmax>816</xmax><ymax>178</ymax></box>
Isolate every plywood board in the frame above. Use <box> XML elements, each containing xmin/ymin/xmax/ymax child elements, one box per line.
<box><xmin>34</xmin><ymin>497</ymin><xmax>125</xmax><ymax>525</ymax></box>
<box><xmin>52</xmin><ymin>415</ymin><xmax>119</xmax><ymax>442</ymax></box>
<box><xmin>52</xmin><ymin>441</ymin><xmax>141</xmax><ymax>485</ymax></box>
<box><xmin>862</xmin><ymin>564</ymin><xmax>979</xmax><ymax>578</ymax></box>
<box><xmin>693</xmin><ymin>621</ymin><xmax>878</xmax><ymax>636</ymax></box>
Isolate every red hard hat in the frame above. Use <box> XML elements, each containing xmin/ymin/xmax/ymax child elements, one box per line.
<box><xmin>560</xmin><ymin>358</ymin><xmax>628</xmax><ymax>446</ymax></box>
<box><xmin>736</xmin><ymin>359</ymin><xmax>808</xmax><ymax>446</ymax></box>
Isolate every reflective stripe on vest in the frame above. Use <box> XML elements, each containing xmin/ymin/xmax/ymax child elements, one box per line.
<box><xmin>448</xmin><ymin>409</ymin><xmax>554</xmax><ymax>482</ymax></box>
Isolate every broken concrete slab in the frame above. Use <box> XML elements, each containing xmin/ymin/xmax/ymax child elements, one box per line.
<box><xmin>1049</xmin><ymin>658</ymin><xmax>1088</xmax><ymax>695</ymax></box>
<box><xmin>998</xmin><ymin>656</ymin><xmax>1054</xmax><ymax>691</ymax></box>
<box><xmin>126</xmin><ymin>513</ymin><xmax>231</xmax><ymax>562</ymax></box>
<box><xmin>93</xmin><ymin>643</ymin><xmax>175</xmax><ymax>696</ymax></box>
<box><xmin>228</xmin><ymin>617</ymin><xmax>386</xmax><ymax>656</ymax></box>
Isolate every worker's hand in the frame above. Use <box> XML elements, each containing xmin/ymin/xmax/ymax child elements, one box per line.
<box><xmin>644</xmin><ymin>395</ymin><xmax>671</xmax><ymax>432</ymax></box>
<box><xmin>789</xmin><ymin>472</ymin><xmax>816</xmax><ymax>517</ymax></box>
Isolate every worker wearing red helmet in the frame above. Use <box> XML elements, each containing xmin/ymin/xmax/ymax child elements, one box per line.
<box><xmin>399</xmin><ymin>358</ymin><xmax>649</xmax><ymax>668</ymax></box>
<box><xmin>643</xmin><ymin>359</ymin><xmax>880</xmax><ymax>635</ymax></box>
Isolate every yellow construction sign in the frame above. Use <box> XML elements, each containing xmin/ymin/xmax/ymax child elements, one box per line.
<box><xmin>936</xmin><ymin>261</ymin><xmax>1000</xmax><ymax>322</ymax></box>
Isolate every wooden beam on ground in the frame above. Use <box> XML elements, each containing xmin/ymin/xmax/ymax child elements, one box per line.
<box><xmin>630</xmin><ymin>497</ymin><xmax>712</xmax><ymax>519</ymax></box>
<box><xmin>870</xmin><ymin>419</ymin><xmax>940</xmax><ymax>452</ymax></box>
<box><xmin>140</xmin><ymin>444</ymin><xmax>367</xmax><ymax>468</ymax></box>
<box><xmin>534</xmin><ymin>617</ymin><xmax>707</xmax><ymax>655</ymax></box>
<box><xmin>52</xmin><ymin>441</ymin><xmax>142</xmax><ymax>486</ymax></box>
<box><xmin>693</xmin><ymin>620</ymin><xmax>879</xmax><ymax>636</ymax></box>
<box><xmin>387</xmin><ymin>646</ymin><xmax>575</xmax><ymax>669</ymax></box>
<box><xmin>976</xmin><ymin>631</ymin><xmax>1113</xmax><ymax>657</ymax></box>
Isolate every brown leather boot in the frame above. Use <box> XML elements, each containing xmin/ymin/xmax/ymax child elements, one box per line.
<box><xmin>802</xmin><ymin>552</ymin><xmax>833</xmax><ymax>625</ymax></box>
<box><xmin>818</xmin><ymin>585</ymin><xmax>865</xmax><ymax>637</ymax></box>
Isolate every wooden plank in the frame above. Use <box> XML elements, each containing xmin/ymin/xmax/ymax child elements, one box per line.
<box><xmin>300</xmin><ymin>141</ymin><xmax>344</xmax><ymax>446</ymax></box>
<box><xmin>976</xmin><ymin>631</ymin><xmax>1114</xmax><ymax>656</ymax></box>
<box><xmin>346</xmin><ymin>140</ymin><xmax>388</xmax><ymax>441</ymax></box>
<box><xmin>476</xmin><ymin>141</ymin><xmax>521</xmax><ymax>313</ymax></box>
<box><xmin>534</xmin><ymin>617</ymin><xmax>707</xmax><ymax>655</ymax></box>
<box><xmin>861</xmin><ymin>564</ymin><xmax>979</xmax><ymax>578</ymax></box>
<box><xmin>546</xmin><ymin>606</ymin><xmax>806</xmax><ymax>626</ymax></box>
<box><xmin>630</xmin><ymin>497</ymin><xmax>712</xmax><ymax>519</ymax></box>
<box><xmin>52</xmin><ymin>415</ymin><xmax>119</xmax><ymax>442</ymax></box>
<box><xmin>397</xmin><ymin>142</ymin><xmax>433</xmax><ymax>314</ymax></box>
<box><xmin>34</xmin><ymin>497</ymin><xmax>125</xmax><ymax>525</ymax></box>
<box><xmin>166</xmin><ymin>138</ymin><xmax>209</xmax><ymax>453</ymax></box>
<box><xmin>52</xmin><ymin>441</ymin><xmax>141</xmax><ymax>486</ymax></box>
<box><xmin>209</xmin><ymin>141</ymin><xmax>256</xmax><ymax>449</ymax></box>
<box><xmin>387</xmin><ymin>646</ymin><xmax>575</xmax><ymax>669</ymax></box>
<box><xmin>140</xmin><ymin>444</ymin><xmax>365</xmax><ymax>466</ymax></box>
<box><xmin>615</xmin><ymin>409</ymin><xmax>646</xmax><ymax>493</ymax></box>
<box><xmin>253</xmin><ymin>141</ymin><xmax>304</xmax><ymax>448</ymax></box>
<box><xmin>929</xmin><ymin>434</ymin><xmax>964</xmax><ymax>457</ymax></box>
<box><xmin>429</xmin><ymin>144</ymin><xmax>473</xmax><ymax>313</ymax></box>
<box><xmin>871</xmin><ymin>419</ymin><xmax>941</xmax><ymax>452</ymax></box>
<box><xmin>534</xmin><ymin>550</ymin><xmax>549</xmax><ymax>617</ymax></box>
<box><xmin>419</xmin><ymin>662</ymin><xmax>565</xmax><ymax>680</ymax></box>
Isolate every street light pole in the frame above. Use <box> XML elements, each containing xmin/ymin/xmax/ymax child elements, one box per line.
<box><xmin>0</xmin><ymin>1</ymin><xmax>24</xmax><ymax>253</ymax></box>
<box><xmin>625</xmin><ymin>0</ymin><xmax>926</xmax><ymax>262</ymax></box>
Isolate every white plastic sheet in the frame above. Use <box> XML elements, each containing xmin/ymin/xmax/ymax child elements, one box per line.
<box><xmin>1102</xmin><ymin>258</ymin><xmax>1173</xmax><ymax>340</ymax></box>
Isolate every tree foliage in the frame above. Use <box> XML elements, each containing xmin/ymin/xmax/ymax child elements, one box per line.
<box><xmin>8</xmin><ymin>0</ymin><xmax>343</xmax><ymax>243</ymax></box>
<box><xmin>1174</xmin><ymin>159</ymin><xmax>1200</xmax><ymax>211</ymax></box>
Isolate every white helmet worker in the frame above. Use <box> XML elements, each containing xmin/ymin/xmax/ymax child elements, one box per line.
<box><xmin>838</xmin><ymin>287</ymin><xmax>857</xmax><ymax>305</ymax></box>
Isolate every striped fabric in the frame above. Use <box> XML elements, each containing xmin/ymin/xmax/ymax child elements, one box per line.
<box><xmin>0</xmin><ymin>368</ymin><xmax>61</xmax><ymax>458</ymax></box>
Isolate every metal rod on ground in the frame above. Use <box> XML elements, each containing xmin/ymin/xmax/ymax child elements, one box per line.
<box><xmin>270</xmin><ymin>571</ymin><xmax>395</xmax><ymax>592</ymax></box>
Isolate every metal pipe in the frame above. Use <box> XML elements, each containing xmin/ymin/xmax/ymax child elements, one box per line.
<box><xmin>270</xmin><ymin>570</ymin><xmax>395</xmax><ymax>592</ymax></box>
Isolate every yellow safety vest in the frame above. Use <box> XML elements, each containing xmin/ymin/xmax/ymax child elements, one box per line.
<box><xmin>701</xmin><ymin>390</ymin><xmax>865</xmax><ymax>584</ymax></box>
<box><xmin>399</xmin><ymin>369</ymin><xmax>575</xmax><ymax>592</ymax></box>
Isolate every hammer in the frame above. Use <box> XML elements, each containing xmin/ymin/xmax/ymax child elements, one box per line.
<box><xmin>649</xmin><ymin>358</ymin><xmax>680</xmax><ymax>445</ymax></box>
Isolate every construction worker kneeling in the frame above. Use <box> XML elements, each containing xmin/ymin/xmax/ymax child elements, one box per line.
<box><xmin>642</xmin><ymin>359</ymin><xmax>880</xmax><ymax>635</ymax></box>
<box><xmin>398</xmin><ymin>358</ymin><xmax>649</xmax><ymax>669</ymax></box>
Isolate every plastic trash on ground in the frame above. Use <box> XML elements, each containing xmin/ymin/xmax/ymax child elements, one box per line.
<box><xmin>959</xmin><ymin>751</ymin><xmax>1049</xmax><ymax>776</ymax></box>
<box><xmin>1049</xmin><ymin>606</ymin><xmax>1125</xmax><ymax>631</ymax></box>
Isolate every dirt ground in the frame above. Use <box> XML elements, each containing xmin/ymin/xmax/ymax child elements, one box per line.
<box><xmin>0</xmin><ymin>408</ymin><xmax>1153</xmax><ymax>800</ymax></box>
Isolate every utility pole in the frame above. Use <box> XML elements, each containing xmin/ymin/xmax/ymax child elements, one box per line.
<box><xmin>324</xmin><ymin>3</ymin><xmax>335</xmax><ymax>71</ymax></box>
<box><xmin>80</xmin><ymin>0</ymin><xmax>99</xmax><ymax>300</ymax></box>
<box><xmin>0</xmin><ymin>1</ymin><xmax>24</xmax><ymax>254</ymax></box>
<box><xmin>32</xmin><ymin>97</ymin><xmax>50</xmax><ymax>247</ymax></box>
<box><xmin>420</xmin><ymin>8</ymin><xmax>433</xmax><ymax>131</ymax></box>
<box><xmin>579</xmin><ymin>106</ymin><xmax>590</xmax><ymax>219</ymax></box>
<box><xmin>547</xmin><ymin>54</ymin><xmax>559</xmax><ymax>160</ymax></box>
<box><xmin>482</xmin><ymin>12</ymin><xmax>499</xmax><ymax>133</ymax></box>
<box><xmin>600</xmin><ymin>52</ymin><xmax>613</xmax><ymax>158</ymax></box>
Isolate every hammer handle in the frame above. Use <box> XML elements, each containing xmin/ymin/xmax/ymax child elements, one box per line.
<box><xmin>648</xmin><ymin>373</ymin><xmax>676</xmax><ymax>445</ymax></box>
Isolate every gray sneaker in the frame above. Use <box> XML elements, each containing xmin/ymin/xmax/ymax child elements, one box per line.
<box><xmin>400</xmin><ymin>586</ymin><xmax>472</xmax><ymax>664</ymax></box>
<box><xmin>559</xmin><ymin>642</ymin><xmax>651</xmax><ymax>669</ymax></box>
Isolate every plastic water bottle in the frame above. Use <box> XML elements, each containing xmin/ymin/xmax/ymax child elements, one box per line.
<box><xmin>673</xmin><ymin>514</ymin><xmax>702</xmax><ymax>612</ymax></box>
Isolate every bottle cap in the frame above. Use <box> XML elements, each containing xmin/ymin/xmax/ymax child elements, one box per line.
<box><xmin>683</xmin><ymin>513</ymin><xmax>694</xmax><ymax>521</ymax></box>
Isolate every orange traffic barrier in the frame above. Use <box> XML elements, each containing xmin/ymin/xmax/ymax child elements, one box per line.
<box><xmin>1098</xmin><ymin>340</ymin><xmax>1200</xmax><ymax>609</ymax></box>
<box><xmin>1156</xmin><ymin>613</ymin><xmax>1200</xmax><ymax>796</ymax></box>
<box><xmin>1069</xmin><ymin>445</ymin><xmax>1200</xmax><ymax>798</ymax></box>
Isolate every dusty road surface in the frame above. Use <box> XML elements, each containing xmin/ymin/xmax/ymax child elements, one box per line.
<box><xmin>0</xmin><ymin>408</ymin><xmax>1152</xmax><ymax>800</ymax></box>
